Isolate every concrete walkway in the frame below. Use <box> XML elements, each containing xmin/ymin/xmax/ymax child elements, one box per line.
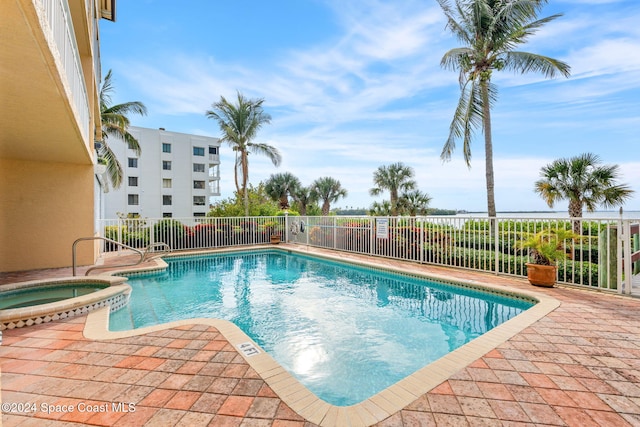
<box><xmin>2</xmin><ymin>247</ymin><xmax>640</xmax><ymax>426</ymax></box>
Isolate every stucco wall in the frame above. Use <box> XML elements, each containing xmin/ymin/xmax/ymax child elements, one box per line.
<box><xmin>0</xmin><ymin>158</ymin><xmax>97</xmax><ymax>272</ymax></box>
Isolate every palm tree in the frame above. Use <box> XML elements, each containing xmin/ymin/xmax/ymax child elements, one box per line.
<box><xmin>534</xmin><ymin>153</ymin><xmax>634</xmax><ymax>228</ymax></box>
<box><xmin>369</xmin><ymin>162</ymin><xmax>417</xmax><ymax>216</ymax></box>
<box><xmin>310</xmin><ymin>177</ymin><xmax>348</xmax><ymax>216</ymax></box>
<box><xmin>291</xmin><ymin>186</ymin><xmax>316</xmax><ymax>216</ymax></box>
<box><xmin>264</xmin><ymin>172</ymin><xmax>301</xmax><ymax>210</ymax></box>
<box><xmin>438</xmin><ymin>0</ymin><xmax>571</xmax><ymax>217</ymax></box>
<box><xmin>368</xmin><ymin>200</ymin><xmax>392</xmax><ymax>216</ymax></box>
<box><xmin>398</xmin><ymin>190</ymin><xmax>433</xmax><ymax>216</ymax></box>
<box><xmin>98</xmin><ymin>69</ymin><xmax>147</xmax><ymax>189</ymax></box>
<box><xmin>206</xmin><ymin>92</ymin><xmax>281</xmax><ymax>216</ymax></box>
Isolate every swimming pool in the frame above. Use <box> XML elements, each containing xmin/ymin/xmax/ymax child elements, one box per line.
<box><xmin>112</xmin><ymin>249</ymin><xmax>534</xmax><ymax>406</ymax></box>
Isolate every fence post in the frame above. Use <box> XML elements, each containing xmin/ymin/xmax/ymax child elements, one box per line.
<box><xmin>284</xmin><ymin>211</ymin><xmax>289</xmax><ymax>243</ymax></box>
<box><xmin>623</xmin><ymin>220</ymin><xmax>633</xmax><ymax>294</ymax></box>
<box><xmin>420</xmin><ymin>217</ymin><xmax>424</xmax><ymax>264</ymax></box>
<box><xmin>493</xmin><ymin>217</ymin><xmax>499</xmax><ymax>275</ymax></box>
<box><xmin>117</xmin><ymin>218</ymin><xmax>123</xmax><ymax>256</ymax></box>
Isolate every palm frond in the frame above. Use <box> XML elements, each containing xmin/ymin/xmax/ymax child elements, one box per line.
<box><xmin>503</xmin><ymin>51</ymin><xmax>570</xmax><ymax>78</ymax></box>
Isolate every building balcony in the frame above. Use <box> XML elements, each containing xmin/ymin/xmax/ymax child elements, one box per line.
<box><xmin>1</xmin><ymin>0</ymin><xmax>98</xmax><ymax>164</ymax></box>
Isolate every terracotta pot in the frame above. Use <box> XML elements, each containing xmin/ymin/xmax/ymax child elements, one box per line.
<box><xmin>525</xmin><ymin>263</ymin><xmax>557</xmax><ymax>287</ymax></box>
<box><xmin>270</xmin><ymin>235</ymin><xmax>281</xmax><ymax>244</ymax></box>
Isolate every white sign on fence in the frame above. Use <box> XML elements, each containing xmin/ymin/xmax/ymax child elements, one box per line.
<box><xmin>376</xmin><ymin>218</ymin><xmax>389</xmax><ymax>239</ymax></box>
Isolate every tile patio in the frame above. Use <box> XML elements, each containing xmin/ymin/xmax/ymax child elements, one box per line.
<box><xmin>2</xmin><ymin>246</ymin><xmax>640</xmax><ymax>426</ymax></box>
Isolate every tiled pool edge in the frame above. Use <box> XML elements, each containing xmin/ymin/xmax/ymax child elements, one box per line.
<box><xmin>84</xmin><ymin>246</ymin><xmax>560</xmax><ymax>427</ymax></box>
<box><xmin>0</xmin><ymin>276</ymin><xmax>130</xmax><ymax>331</ymax></box>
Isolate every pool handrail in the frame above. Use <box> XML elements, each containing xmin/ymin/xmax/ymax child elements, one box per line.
<box><xmin>72</xmin><ymin>237</ymin><xmax>170</xmax><ymax>276</ymax></box>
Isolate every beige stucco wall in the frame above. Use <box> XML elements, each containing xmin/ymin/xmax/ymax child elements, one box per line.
<box><xmin>0</xmin><ymin>158</ymin><xmax>97</xmax><ymax>272</ymax></box>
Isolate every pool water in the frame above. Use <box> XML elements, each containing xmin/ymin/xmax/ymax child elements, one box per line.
<box><xmin>111</xmin><ymin>250</ymin><xmax>533</xmax><ymax>406</ymax></box>
<box><xmin>0</xmin><ymin>284</ymin><xmax>108</xmax><ymax>310</ymax></box>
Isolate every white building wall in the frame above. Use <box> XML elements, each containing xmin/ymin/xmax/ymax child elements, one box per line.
<box><xmin>103</xmin><ymin>126</ymin><xmax>221</xmax><ymax>219</ymax></box>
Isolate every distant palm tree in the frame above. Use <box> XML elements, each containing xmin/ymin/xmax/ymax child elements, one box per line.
<box><xmin>370</xmin><ymin>163</ymin><xmax>417</xmax><ymax>216</ymax></box>
<box><xmin>264</xmin><ymin>172</ymin><xmax>301</xmax><ymax>210</ymax></box>
<box><xmin>368</xmin><ymin>200</ymin><xmax>392</xmax><ymax>216</ymax></box>
<box><xmin>291</xmin><ymin>186</ymin><xmax>316</xmax><ymax>216</ymax></box>
<box><xmin>534</xmin><ymin>153</ymin><xmax>634</xmax><ymax>225</ymax></box>
<box><xmin>398</xmin><ymin>190</ymin><xmax>432</xmax><ymax>216</ymax></box>
<box><xmin>98</xmin><ymin>69</ymin><xmax>147</xmax><ymax>189</ymax></box>
<box><xmin>311</xmin><ymin>177</ymin><xmax>348</xmax><ymax>216</ymax></box>
<box><xmin>206</xmin><ymin>92</ymin><xmax>281</xmax><ymax>216</ymax></box>
<box><xmin>438</xmin><ymin>0</ymin><xmax>571</xmax><ymax>217</ymax></box>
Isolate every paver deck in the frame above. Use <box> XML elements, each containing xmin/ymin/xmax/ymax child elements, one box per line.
<box><xmin>2</xmin><ymin>245</ymin><xmax>640</xmax><ymax>426</ymax></box>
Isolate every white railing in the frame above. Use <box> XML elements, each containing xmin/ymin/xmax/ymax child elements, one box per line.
<box><xmin>40</xmin><ymin>0</ymin><xmax>91</xmax><ymax>142</ymax></box>
<box><xmin>287</xmin><ymin>215</ymin><xmax>640</xmax><ymax>295</ymax></box>
<box><xmin>98</xmin><ymin>215</ymin><xmax>640</xmax><ymax>295</ymax></box>
<box><xmin>99</xmin><ymin>216</ymin><xmax>286</xmax><ymax>253</ymax></box>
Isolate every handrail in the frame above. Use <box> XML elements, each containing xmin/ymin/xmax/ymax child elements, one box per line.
<box><xmin>142</xmin><ymin>243</ymin><xmax>171</xmax><ymax>262</ymax></box>
<box><xmin>72</xmin><ymin>236</ymin><xmax>168</xmax><ymax>276</ymax></box>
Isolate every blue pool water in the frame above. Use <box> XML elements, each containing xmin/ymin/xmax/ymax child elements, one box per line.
<box><xmin>110</xmin><ymin>250</ymin><xmax>533</xmax><ymax>406</ymax></box>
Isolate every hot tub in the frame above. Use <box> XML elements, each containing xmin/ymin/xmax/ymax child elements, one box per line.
<box><xmin>0</xmin><ymin>276</ymin><xmax>130</xmax><ymax>330</ymax></box>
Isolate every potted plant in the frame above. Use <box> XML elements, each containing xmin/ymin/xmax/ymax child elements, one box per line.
<box><xmin>263</xmin><ymin>220</ymin><xmax>282</xmax><ymax>244</ymax></box>
<box><xmin>270</xmin><ymin>232</ymin><xmax>282</xmax><ymax>244</ymax></box>
<box><xmin>520</xmin><ymin>228</ymin><xmax>577</xmax><ymax>287</ymax></box>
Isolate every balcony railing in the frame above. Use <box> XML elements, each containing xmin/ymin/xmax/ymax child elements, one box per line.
<box><xmin>41</xmin><ymin>0</ymin><xmax>91</xmax><ymax>142</ymax></box>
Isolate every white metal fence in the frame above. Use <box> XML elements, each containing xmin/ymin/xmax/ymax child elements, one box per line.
<box><xmin>98</xmin><ymin>215</ymin><xmax>640</xmax><ymax>295</ymax></box>
<box><xmin>99</xmin><ymin>216</ymin><xmax>286</xmax><ymax>252</ymax></box>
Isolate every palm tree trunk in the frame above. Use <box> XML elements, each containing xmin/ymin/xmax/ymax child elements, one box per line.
<box><xmin>234</xmin><ymin>155</ymin><xmax>242</xmax><ymax>196</ymax></box>
<box><xmin>390</xmin><ymin>190</ymin><xmax>398</xmax><ymax>216</ymax></box>
<box><xmin>322</xmin><ymin>200</ymin><xmax>330</xmax><ymax>216</ymax></box>
<box><xmin>568</xmin><ymin>199</ymin><xmax>583</xmax><ymax>234</ymax></box>
<box><xmin>241</xmin><ymin>152</ymin><xmax>249</xmax><ymax>216</ymax></box>
<box><xmin>481</xmin><ymin>80</ymin><xmax>496</xmax><ymax>218</ymax></box>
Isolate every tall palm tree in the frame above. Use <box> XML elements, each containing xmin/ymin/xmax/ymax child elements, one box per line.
<box><xmin>398</xmin><ymin>190</ymin><xmax>433</xmax><ymax>216</ymax></box>
<box><xmin>438</xmin><ymin>0</ymin><xmax>571</xmax><ymax>217</ymax></box>
<box><xmin>369</xmin><ymin>162</ymin><xmax>417</xmax><ymax>216</ymax></box>
<box><xmin>98</xmin><ymin>69</ymin><xmax>147</xmax><ymax>189</ymax></box>
<box><xmin>206</xmin><ymin>92</ymin><xmax>281</xmax><ymax>216</ymax></box>
<box><xmin>534</xmin><ymin>153</ymin><xmax>634</xmax><ymax>225</ymax></box>
<box><xmin>310</xmin><ymin>177</ymin><xmax>348</xmax><ymax>216</ymax></box>
<box><xmin>264</xmin><ymin>172</ymin><xmax>301</xmax><ymax>210</ymax></box>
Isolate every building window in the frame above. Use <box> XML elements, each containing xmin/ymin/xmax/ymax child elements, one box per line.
<box><xmin>163</xmin><ymin>212</ymin><xmax>173</xmax><ymax>218</ymax></box>
<box><xmin>128</xmin><ymin>194</ymin><xmax>139</xmax><ymax>205</ymax></box>
<box><xmin>193</xmin><ymin>180</ymin><xmax>205</xmax><ymax>189</ymax></box>
<box><xmin>193</xmin><ymin>163</ymin><xmax>205</xmax><ymax>173</ymax></box>
<box><xmin>162</xmin><ymin>160</ymin><xmax>172</xmax><ymax>170</ymax></box>
<box><xmin>193</xmin><ymin>196</ymin><xmax>206</xmax><ymax>206</ymax></box>
<box><xmin>162</xmin><ymin>143</ymin><xmax>171</xmax><ymax>153</ymax></box>
<box><xmin>193</xmin><ymin>146</ymin><xmax>205</xmax><ymax>156</ymax></box>
<box><xmin>128</xmin><ymin>158</ymin><xmax>138</xmax><ymax>168</ymax></box>
<box><xmin>162</xmin><ymin>178</ymin><xmax>172</xmax><ymax>188</ymax></box>
<box><xmin>163</xmin><ymin>195</ymin><xmax>172</xmax><ymax>206</ymax></box>
<box><xmin>128</xmin><ymin>176</ymin><xmax>138</xmax><ymax>187</ymax></box>
<box><xmin>194</xmin><ymin>212</ymin><xmax>206</xmax><ymax>217</ymax></box>
<box><xmin>209</xmin><ymin>146</ymin><xmax>218</xmax><ymax>155</ymax></box>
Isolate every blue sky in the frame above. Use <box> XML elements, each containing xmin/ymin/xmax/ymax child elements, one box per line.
<box><xmin>99</xmin><ymin>0</ymin><xmax>640</xmax><ymax>213</ymax></box>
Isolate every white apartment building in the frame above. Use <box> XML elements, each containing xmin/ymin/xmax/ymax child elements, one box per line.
<box><xmin>103</xmin><ymin>126</ymin><xmax>221</xmax><ymax>219</ymax></box>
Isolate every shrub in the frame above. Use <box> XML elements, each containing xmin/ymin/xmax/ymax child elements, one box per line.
<box><xmin>153</xmin><ymin>219</ymin><xmax>186</xmax><ymax>249</ymax></box>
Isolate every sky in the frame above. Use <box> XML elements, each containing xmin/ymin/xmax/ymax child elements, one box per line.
<box><xmin>99</xmin><ymin>0</ymin><xmax>640</xmax><ymax>213</ymax></box>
